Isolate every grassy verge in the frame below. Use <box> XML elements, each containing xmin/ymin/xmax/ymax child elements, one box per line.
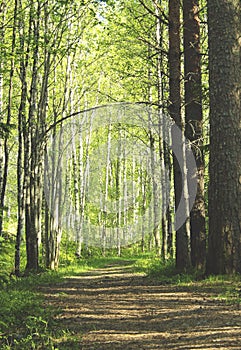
<box><xmin>0</xmin><ymin>271</ymin><xmax>64</xmax><ymax>349</ymax></box>
<box><xmin>0</xmin><ymin>257</ymin><xmax>96</xmax><ymax>350</ymax></box>
<box><xmin>133</xmin><ymin>256</ymin><xmax>241</xmax><ymax>304</ymax></box>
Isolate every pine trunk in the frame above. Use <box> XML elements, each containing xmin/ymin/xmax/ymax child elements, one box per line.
<box><xmin>207</xmin><ymin>0</ymin><xmax>241</xmax><ymax>274</ymax></box>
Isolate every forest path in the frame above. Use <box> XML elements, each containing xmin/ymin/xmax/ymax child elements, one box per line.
<box><xmin>41</xmin><ymin>261</ymin><xmax>241</xmax><ymax>349</ymax></box>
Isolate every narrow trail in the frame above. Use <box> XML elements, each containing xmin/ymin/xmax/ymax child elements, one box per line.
<box><xmin>41</xmin><ymin>261</ymin><xmax>241</xmax><ymax>349</ymax></box>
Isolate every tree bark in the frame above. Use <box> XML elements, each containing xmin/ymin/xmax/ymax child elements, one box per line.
<box><xmin>169</xmin><ymin>0</ymin><xmax>191</xmax><ymax>271</ymax></box>
<box><xmin>183</xmin><ymin>0</ymin><xmax>206</xmax><ymax>271</ymax></box>
<box><xmin>206</xmin><ymin>0</ymin><xmax>241</xmax><ymax>274</ymax></box>
<box><xmin>24</xmin><ymin>0</ymin><xmax>41</xmax><ymax>272</ymax></box>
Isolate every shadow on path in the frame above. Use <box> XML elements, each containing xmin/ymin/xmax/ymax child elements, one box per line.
<box><xmin>41</xmin><ymin>262</ymin><xmax>241</xmax><ymax>349</ymax></box>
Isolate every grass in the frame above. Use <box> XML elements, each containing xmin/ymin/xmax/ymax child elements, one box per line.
<box><xmin>0</xmin><ymin>271</ymin><xmax>64</xmax><ymax>349</ymax></box>
<box><xmin>133</xmin><ymin>256</ymin><xmax>241</xmax><ymax>304</ymax></box>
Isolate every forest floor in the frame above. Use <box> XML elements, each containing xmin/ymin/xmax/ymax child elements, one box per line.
<box><xmin>40</xmin><ymin>260</ymin><xmax>241</xmax><ymax>349</ymax></box>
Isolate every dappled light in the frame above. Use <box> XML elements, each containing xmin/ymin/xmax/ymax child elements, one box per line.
<box><xmin>40</xmin><ymin>262</ymin><xmax>241</xmax><ymax>349</ymax></box>
<box><xmin>0</xmin><ymin>0</ymin><xmax>240</xmax><ymax>348</ymax></box>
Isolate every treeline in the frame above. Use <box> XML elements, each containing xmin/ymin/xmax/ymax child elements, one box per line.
<box><xmin>0</xmin><ymin>0</ymin><xmax>240</xmax><ymax>276</ymax></box>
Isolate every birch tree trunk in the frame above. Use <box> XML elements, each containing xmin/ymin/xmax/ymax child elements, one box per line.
<box><xmin>116</xmin><ymin>127</ymin><xmax>122</xmax><ymax>256</ymax></box>
<box><xmin>15</xmin><ymin>0</ymin><xmax>27</xmax><ymax>275</ymax></box>
<box><xmin>149</xmin><ymin>130</ymin><xmax>161</xmax><ymax>256</ymax></box>
<box><xmin>24</xmin><ymin>1</ymin><xmax>40</xmax><ymax>271</ymax></box>
<box><xmin>102</xmin><ymin>123</ymin><xmax>112</xmax><ymax>255</ymax></box>
<box><xmin>154</xmin><ymin>0</ymin><xmax>169</xmax><ymax>260</ymax></box>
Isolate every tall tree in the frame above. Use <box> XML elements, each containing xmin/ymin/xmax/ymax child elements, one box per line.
<box><xmin>0</xmin><ymin>0</ymin><xmax>5</xmax><ymax>236</ymax></box>
<box><xmin>183</xmin><ymin>0</ymin><xmax>206</xmax><ymax>270</ymax></box>
<box><xmin>1</xmin><ymin>0</ymin><xmax>17</xmax><ymax>239</ymax></box>
<box><xmin>24</xmin><ymin>0</ymin><xmax>41</xmax><ymax>271</ymax></box>
<box><xmin>169</xmin><ymin>0</ymin><xmax>191</xmax><ymax>271</ymax></box>
<box><xmin>206</xmin><ymin>0</ymin><xmax>241</xmax><ymax>274</ymax></box>
<box><xmin>15</xmin><ymin>0</ymin><xmax>27</xmax><ymax>275</ymax></box>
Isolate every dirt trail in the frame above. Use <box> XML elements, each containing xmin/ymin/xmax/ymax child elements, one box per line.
<box><xmin>41</xmin><ymin>261</ymin><xmax>241</xmax><ymax>349</ymax></box>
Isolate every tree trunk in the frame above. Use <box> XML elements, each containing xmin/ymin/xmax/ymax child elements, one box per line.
<box><xmin>116</xmin><ymin>127</ymin><xmax>122</xmax><ymax>256</ymax></box>
<box><xmin>149</xmin><ymin>131</ymin><xmax>161</xmax><ymax>256</ymax></box>
<box><xmin>183</xmin><ymin>0</ymin><xmax>206</xmax><ymax>271</ymax></box>
<box><xmin>102</xmin><ymin>123</ymin><xmax>112</xmax><ymax>256</ymax></box>
<box><xmin>24</xmin><ymin>0</ymin><xmax>41</xmax><ymax>272</ymax></box>
<box><xmin>169</xmin><ymin>0</ymin><xmax>191</xmax><ymax>271</ymax></box>
<box><xmin>206</xmin><ymin>0</ymin><xmax>241</xmax><ymax>274</ymax></box>
<box><xmin>0</xmin><ymin>0</ymin><xmax>5</xmax><ymax>236</ymax></box>
<box><xmin>154</xmin><ymin>0</ymin><xmax>169</xmax><ymax>260</ymax></box>
<box><xmin>15</xmin><ymin>0</ymin><xmax>28</xmax><ymax>275</ymax></box>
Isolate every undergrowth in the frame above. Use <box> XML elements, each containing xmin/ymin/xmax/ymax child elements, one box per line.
<box><xmin>0</xmin><ymin>271</ymin><xmax>64</xmax><ymax>349</ymax></box>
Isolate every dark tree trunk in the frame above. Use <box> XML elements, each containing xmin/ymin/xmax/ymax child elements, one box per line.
<box><xmin>206</xmin><ymin>0</ymin><xmax>241</xmax><ymax>274</ymax></box>
<box><xmin>183</xmin><ymin>0</ymin><xmax>206</xmax><ymax>271</ymax></box>
<box><xmin>169</xmin><ymin>0</ymin><xmax>191</xmax><ymax>271</ymax></box>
